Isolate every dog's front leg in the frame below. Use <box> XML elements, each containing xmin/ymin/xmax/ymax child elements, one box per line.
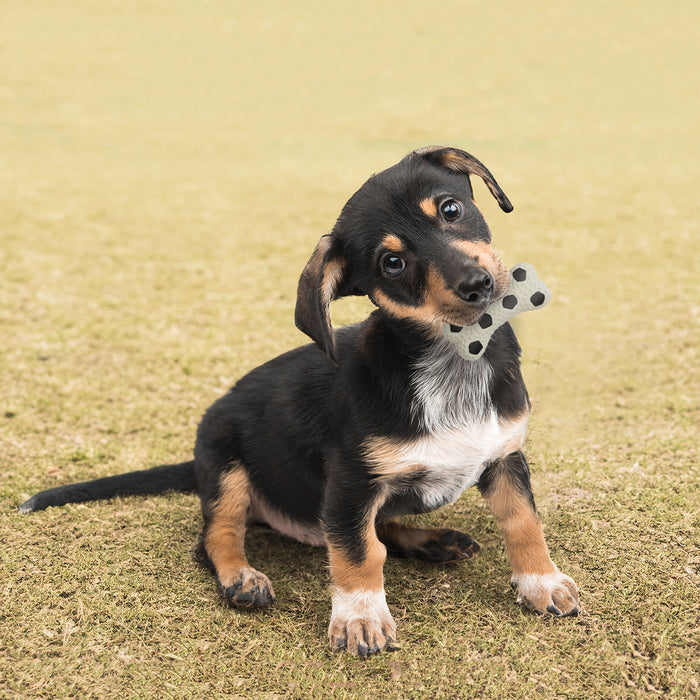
<box><xmin>322</xmin><ymin>473</ymin><xmax>396</xmax><ymax>656</ymax></box>
<box><xmin>478</xmin><ymin>451</ymin><xmax>580</xmax><ymax>616</ymax></box>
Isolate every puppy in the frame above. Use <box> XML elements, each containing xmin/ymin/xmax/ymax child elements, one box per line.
<box><xmin>20</xmin><ymin>146</ymin><xmax>580</xmax><ymax>656</ymax></box>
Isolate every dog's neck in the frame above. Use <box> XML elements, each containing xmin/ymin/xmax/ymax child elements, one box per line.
<box><xmin>410</xmin><ymin>335</ymin><xmax>494</xmax><ymax>431</ymax></box>
<box><xmin>356</xmin><ymin>311</ymin><xmax>495</xmax><ymax>432</ymax></box>
<box><xmin>370</xmin><ymin>312</ymin><xmax>448</xmax><ymax>360</ymax></box>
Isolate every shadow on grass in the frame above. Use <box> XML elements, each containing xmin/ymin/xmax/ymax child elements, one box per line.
<box><xmin>209</xmin><ymin>506</ymin><xmax>520</xmax><ymax>626</ymax></box>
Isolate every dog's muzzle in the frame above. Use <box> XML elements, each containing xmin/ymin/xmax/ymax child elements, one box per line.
<box><xmin>456</xmin><ymin>269</ymin><xmax>494</xmax><ymax>305</ymax></box>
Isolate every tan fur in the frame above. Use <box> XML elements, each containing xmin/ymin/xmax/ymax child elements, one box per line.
<box><xmin>328</xmin><ymin>540</ymin><xmax>387</xmax><ymax>593</ymax></box>
<box><xmin>321</xmin><ymin>257</ymin><xmax>346</xmax><ymax>307</ymax></box>
<box><xmin>450</xmin><ymin>240</ymin><xmax>510</xmax><ymax>298</ymax></box>
<box><xmin>499</xmin><ymin>410</ymin><xmax>530</xmax><ymax>456</ymax></box>
<box><xmin>425</xmin><ymin>265</ymin><xmax>460</xmax><ymax>314</ymax></box>
<box><xmin>419</xmin><ymin>197</ymin><xmax>437</xmax><ymax>218</ymax></box>
<box><xmin>483</xmin><ymin>473</ymin><xmax>556</xmax><ymax>577</ymax></box>
<box><xmin>301</xmin><ymin>235</ymin><xmax>333</xmax><ymax>281</ymax></box>
<box><xmin>440</xmin><ymin>149</ymin><xmax>469</xmax><ymax>170</ymax></box>
<box><xmin>370</xmin><ymin>289</ymin><xmax>443</xmax><ymax>331</ymax></box>
<box><xmin>363</xmin><ymin>436</ymin><xmax>425</xmax><ymax>482</ymax></box>
<box><xmin>327</xmin><ymin>499</ymin><xmax>388</xmax><ymax>593</ymax></box>
<box><xmin>204</xmin><ymin>467</ymin><xmax>253</xmax><ymax>588</ymax></box>
<box><xmin>381</xmin><ymin>233</ymin><xmax>405</xmax><ymax>252</ymax></box>
<box><xmin>376</xmin><ymin>521</ymin><xmax>441</xmax><ymax>550</ymax></box>
<box><xmin>364</xmin><ymin>412</ymin><xmax>529</xmax><ymax>484</ymax></box>
<box><xmin>372</xmin><ymin>262</ymin><xmax>488</xmax><ymax>330</ymax></box>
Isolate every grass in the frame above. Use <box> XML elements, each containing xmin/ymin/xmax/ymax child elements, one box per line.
<box><xmin>1</xmin><ymin>0</ymin><xmax>699</xmax><ymax>697</ymax></box>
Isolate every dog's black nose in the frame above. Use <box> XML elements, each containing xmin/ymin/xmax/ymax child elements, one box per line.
<box><xmin>457</xmin><ymin>269</ymin><xmax>493</xmax><ymax>304</ymax></box>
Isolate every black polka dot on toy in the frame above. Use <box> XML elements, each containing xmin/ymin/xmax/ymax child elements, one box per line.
<box><xmin>478</xmin><ymin>314</ymin><xmax>493</xmax><ymax>329</ymax></box>
<box><xmin>449</xmin><ymin>324</ymin><xmax>462</xmax><ymax>333</ymax></box>
<box><xmin>502</xmin><ymin>295</ymin><xmax>518</xmax><ymax>309</ymax></box>
<box><xmin>512</xmin><ymin>267</ymin><xmax>527</xmax><ymax>282</ymax></box>
<box><xmin>530</xmin><ymin>292</ymin><xmax>545</xmax><ymax>307</ymax></box>
<box><xmin>468</xmin><ymin>340</ymin><xmax>483</xmax><ymax>355</ymax></box>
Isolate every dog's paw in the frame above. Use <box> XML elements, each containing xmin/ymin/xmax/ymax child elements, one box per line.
<box><xmin>419</xmin><ymin>529</ymin><xmax>481</xmax><ymax>562</ymax></box>
<box><xmin>511</xmin><ymin>571</ymin><xmax>580</xmax><ymax>617</ymax></box>
<box><xmin>328</xmin><ymin>589</ymin><xmax>397</xmax><ymax>657</ymax></box>
<box><xmin>219</xmin><ymin>567</ymin><xmax>276</xmax><ymax>608</ymax></box>
<box><xmin>378</xmin><ymin>523</ymin><xmax>480</xmax><ymax>563</ymax></box>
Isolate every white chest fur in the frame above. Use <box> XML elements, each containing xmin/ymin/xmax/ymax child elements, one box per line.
<box><xmin>365</xmin><ymin>409</ymin><xmax>528</xmax><ymax>509</ymax></box>
<box><xmin>410</xmin><ymin>341</ymin><xmax>493</xmax><ymax>432</ymax></box>
<box><xmin>365</xmin><ymin>344</ymin><xmax>528</xmax><ymax>510</ymax></box>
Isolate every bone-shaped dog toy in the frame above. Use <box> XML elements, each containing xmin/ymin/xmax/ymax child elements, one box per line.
<box><xmin>443</xmin><ymin>263</ymin><xmax>551</xmax><ymax>361</ymax></box>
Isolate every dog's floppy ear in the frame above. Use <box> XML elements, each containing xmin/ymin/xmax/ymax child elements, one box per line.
<box><xmin>295</xmin><ymin>235</ymin><xmax>349</xmax><ymax>363</ymax></box>
<box><xmin>414</xmin><ymin>146</ymin><xmax>514</xmax><ymax>213</ymax></box>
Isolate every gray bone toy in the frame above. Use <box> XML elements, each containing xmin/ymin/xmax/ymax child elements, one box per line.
<box><xmin>443</xmin><ymin>263</ymin><xmax>552</xmax><ymax>361</ymax></box>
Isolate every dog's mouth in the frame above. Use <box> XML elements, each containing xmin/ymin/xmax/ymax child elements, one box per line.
<box><xmin>444</xmin><ymin>307</ymin><xmax>488</xmax><ymax>332</ymax></box>
<box><xmin>442</xmin><ymin>291</ymin><xmax>502</xmax><ymax>330</ymax></box>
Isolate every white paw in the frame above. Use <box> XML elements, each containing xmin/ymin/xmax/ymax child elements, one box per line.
<box><xmin>328</xmin><ymin>588</ymin><xmax>397</xmax><ymax>656</ymax></box>
<box><xmin>511</xmin><ymin>570</ymin><xmax>580</xmax><ymax>616</ymax></box>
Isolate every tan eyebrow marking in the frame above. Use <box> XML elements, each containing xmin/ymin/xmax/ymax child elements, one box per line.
<box><xmin>381</xmin><ymin>233</ymin><xmax>405</xmax><ymax>252</ymax></box>
<box><xmin>419</xmin><ymin>197</ymin><xmax>437</xmax><ymax>218</ymax></box>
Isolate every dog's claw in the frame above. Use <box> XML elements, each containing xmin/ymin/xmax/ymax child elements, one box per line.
<box><xmin>328</xmin><ymin>590</ymin><xmax>397</xmax><ymax>656</ymax></box>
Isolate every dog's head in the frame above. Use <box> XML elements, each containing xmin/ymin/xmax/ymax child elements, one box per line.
<box><xmin>295</xmin><ymin>146</ymin><xmax>513</xmax><ymax>361</ymax></box>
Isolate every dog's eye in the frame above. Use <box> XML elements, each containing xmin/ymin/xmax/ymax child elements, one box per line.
<box><xmin>380</xmin><ymin>254</ymin><xmax>406</xmax><ymax>277</ymax></box>
<box><xmin>440</xmin><ymin>199</ymin><xmax>463</xmax><ymax>222</ymax></box>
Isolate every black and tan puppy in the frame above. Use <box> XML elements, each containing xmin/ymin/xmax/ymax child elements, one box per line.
<box><xmin>20</xmin><ymin>146</ymin><xmax>580</xmax><ymax>656</ymax></box>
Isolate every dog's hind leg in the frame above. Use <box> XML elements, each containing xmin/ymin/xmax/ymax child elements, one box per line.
<box><xmin>195</xmin><ymin>464</ymin><xmax>275</xmax><ymax>608</ymax></box>
<box><xmin>376</xmin><ymin>521</ymin><xmax>480</xmax><ymax>563</ymax></box>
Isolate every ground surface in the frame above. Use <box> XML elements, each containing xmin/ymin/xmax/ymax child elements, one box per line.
<box><xmin>1</xmin><ymin>1</ymin><xmax>698</xmax><ymax>698</ymax></box>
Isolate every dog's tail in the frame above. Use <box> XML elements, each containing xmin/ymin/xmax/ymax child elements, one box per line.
<box><xmin>18</xmin><ymin>461</ymin><xmax>198</xmax><ymax>513</ymax></box>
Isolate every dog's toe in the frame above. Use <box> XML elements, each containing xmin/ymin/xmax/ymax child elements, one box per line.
<box><xmin>512</xmin><ymin>571</ymin><xmax>580</xmax><ymax>617</ymax></box>
<box><xmin>423</xmin><ymin>528</ymin><xmax>480</xmax><ymax>562</ymax></box>
<box><xmin>328</xmin><ymin>589</ymin><xmax>397</xmax><ymax>656</ymax></box>
<box><xmin>329</xmin><ymin>615</ymin><xmax>396</xmax><ymax>657</ymax></box>
<box><xmin>220</xmin><ymin>567</ymin><xmax>276</xmax><ymax>609</ymax></box>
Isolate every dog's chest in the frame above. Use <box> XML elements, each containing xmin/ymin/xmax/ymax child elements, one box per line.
<box><xmin>377</xmin><ymin>412</ymin><xmax>527</xmax><ymax>510</ymax></box>
<box><xmin>369</xmin><ymin>350</ymin><xmax>527</xmax><ymax>511</ymax></box>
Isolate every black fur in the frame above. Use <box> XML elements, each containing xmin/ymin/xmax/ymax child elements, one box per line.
<box><xmin>477</xmin><ymin>450</ymin><xmax>537</xmax><ymax>514</ymax></box>
<box><xmin>19</xmin><ymin>462</ymin><xmax>197</xmax><ymax>514</ymax></box>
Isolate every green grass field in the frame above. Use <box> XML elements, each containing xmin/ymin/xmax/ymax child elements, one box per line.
<box><xmin>1</xmin><ymin>1</ymin><xmax>698</xmax><ymax>697</ymax></box>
